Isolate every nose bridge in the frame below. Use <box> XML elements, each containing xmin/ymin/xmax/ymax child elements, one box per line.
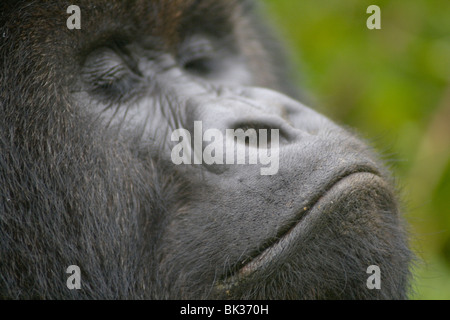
<box><xmin>185</xmin><ymin>86</ymin><xmax>292</xmax><ymax>128</ymax></box>
<box><xmin>183</xmin><ymin>86</ymin><xmax>335</xmax><ymax>145</ymax></box>
<box><xmin>185</xmin><ymin>94</ymin><xmax>304</xmax><ymax>146</ymax></box>
<box><xmin>216</xmin><ymin>86</ymin><xmax>288</xmax><ymax>118</ymax></box>
<box><xmin>236</xmin><ymin>87</ymin><xmax>314</xmax><ymax>122</ymax></box>
<box><xmin>161</xmin><ymin>71</ymin><xmax>307</xmax><ymax>134</ymax></box>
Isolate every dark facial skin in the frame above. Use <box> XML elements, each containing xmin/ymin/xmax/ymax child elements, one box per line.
<box><xmin>0</xmin><ymin>0</ymin><xmax>411</xmax><ymax>299</ymax></box>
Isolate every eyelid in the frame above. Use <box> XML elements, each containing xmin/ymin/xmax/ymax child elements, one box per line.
<box><xmin>178</xmin><ymin>36</ymin><xmax>215</xmax><ymax>66</ymax></box>
<box><xmin>82</xmin><ymin>48</ymin><xmax>140</xmax><ymax>99</ymax></box>
<box><xmin>83</xmin><ymin>49</ymin><xmax>126</xmax><ymax>74</ymax></box>
<box><xmin>113</xmin><ymin>44</ymin><xmax>142</xmax><ymax>77</ymax></box>
<box><xmin>83</xmin><ymin>47</ymin><xmax>142</xmax><ymax>80</ymax></box>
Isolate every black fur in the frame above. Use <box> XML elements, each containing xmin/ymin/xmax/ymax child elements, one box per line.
<box><xmin>0</xmin><ymin>0</ymin><xmax>412</xmax><ymax>299</ymax></box>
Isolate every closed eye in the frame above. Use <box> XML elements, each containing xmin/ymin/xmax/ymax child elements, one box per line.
<box><xmin>178</xmin><ymin>36</ymin><xmax>216</xmax><ymax>76</ymax></box>
<box><xmin>82</xmin><ymin>47</ymin><xmax>141</xmax><ymax>100</ymax></box>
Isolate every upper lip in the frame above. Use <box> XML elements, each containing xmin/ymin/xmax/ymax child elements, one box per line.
<box><xmin>217</xmin><ymin>165</ymin><xmax>381</xmax><ymax>288</ymax></box>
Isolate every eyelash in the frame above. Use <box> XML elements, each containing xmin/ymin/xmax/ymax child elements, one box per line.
<box><xmin>83</xmin><ymin>37</ymin><xmax>217</xmax><ymax>100</ymax></box>
<box><xmin>178</xmin><ymin>37</ymin><xmax>215</xmax><ymax>74</ymax></box>
<box><xmin>83</xmin><ymin>51</ymin><xmax>141</xmax><ymax>100</ymax></box>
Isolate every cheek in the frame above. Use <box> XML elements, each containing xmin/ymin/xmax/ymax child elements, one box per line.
<box><xmin>74</xmin><ymin>90</ymin><xmax>163</xmax><ymax>137</ymax></box>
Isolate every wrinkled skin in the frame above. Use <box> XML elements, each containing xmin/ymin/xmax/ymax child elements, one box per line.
<box><xmin>0</xmin><ymin>0</ymin><xmax>412</xmax><ymax>299</ymax></box>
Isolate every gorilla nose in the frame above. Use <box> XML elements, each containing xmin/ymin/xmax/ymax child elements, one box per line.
<box><xmin>184</xmin><ymin>87</ymin><xmax>314</xmax><ymax>145</ymax></box>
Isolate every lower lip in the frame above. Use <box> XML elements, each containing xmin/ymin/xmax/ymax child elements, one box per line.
<box><xmin>217</xmin><ymin>172</ymin><xmax>387</xmax><ymax>290</ymax></box>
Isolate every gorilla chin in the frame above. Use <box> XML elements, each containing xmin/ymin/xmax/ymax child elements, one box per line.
<box><xmin>0</xmin><ymin>0</ymin><xmax>412</xmax><ymax>299</ymax></box>
<box><xmin>216</xmin><ymin>172</ymin><xmax>400</xmax><ymax>299</ymax></box>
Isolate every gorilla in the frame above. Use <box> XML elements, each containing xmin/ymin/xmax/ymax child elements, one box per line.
<box><xmin>0</xmin><ymin>0</ymin><xmax>412</xmax><ymax>299</ymax></box>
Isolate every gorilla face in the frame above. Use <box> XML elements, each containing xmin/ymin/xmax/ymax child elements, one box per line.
<box><xmin>0</xmin><ymin>0</ymin><xmax>411</xmax><ymax>299</ymax></box>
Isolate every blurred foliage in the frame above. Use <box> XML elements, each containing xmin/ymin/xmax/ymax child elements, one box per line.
<box><xmin>262</xmin><ymin>0</ymin><xmax>450</xmax><ymax>299</ymax></box>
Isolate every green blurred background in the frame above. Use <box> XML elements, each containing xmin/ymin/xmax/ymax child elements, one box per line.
<box><xmin>262</xmin><ymin>0</ymin><xmax>450</xmax><ymax>299</ymax></box>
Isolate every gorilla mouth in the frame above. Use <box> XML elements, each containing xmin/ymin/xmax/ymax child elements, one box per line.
<box><xmin>217</xmin><ymin>170</ymin><xmax>386</xmax><ymax>291</ymax></box>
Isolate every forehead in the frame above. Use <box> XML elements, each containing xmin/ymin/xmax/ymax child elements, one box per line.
<box><xmin>1</xmin><ymin>0</ymin><xmax>255</xmax><ymax>86</ymax></box>
<box><xmin>3</xmin><ymin>0</ymin><xmax>241</xmax><ymax>43</ymax></box>
<box><xmin>76</xmin><ymin>1</ymin><xmax>237</xmax><ymax>33</ymax></box>
<box><xmin>69</xmin><ymin>0</ymin><xmax>241</xmax><ymax>50</ymax></box>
